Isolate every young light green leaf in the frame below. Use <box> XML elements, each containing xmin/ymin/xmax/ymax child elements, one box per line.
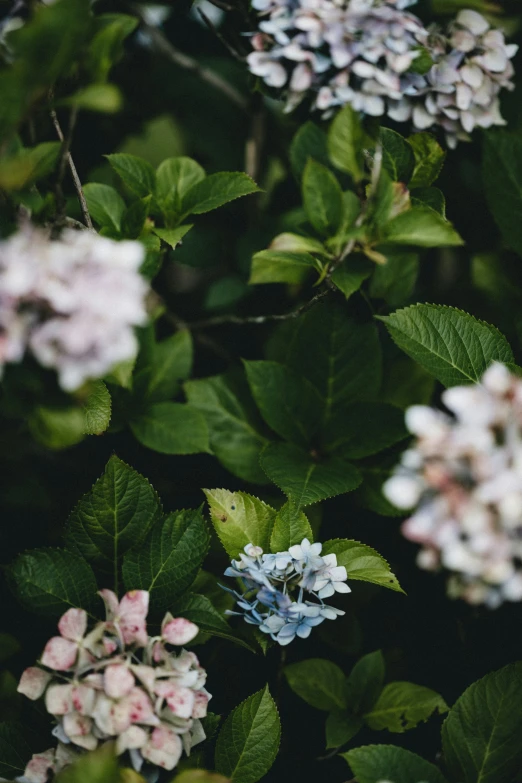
<box><xmin>0</xmin><ymin>723</ymin><xmax>32</xmax><ymax>779</ymax></box>
<box><xmin>378</xmin><ymin>304</ymin><xmax>514</xmax><ymax>387</ymax></box>
<box><xmin>290</xmin><ymin>121</ymin><xmax>330</xmax><ymax>180</ymax></box>
<box><xmin>122</xmin><ymin>509</ymin><xmax>210</xmax><ymax>611</ymax></box>
<box><xmin>86</xmin><ymin>13</ymin><xmax>138</xmax><ymax>81</ymax></box>
<box><xmin>285</xmin><ymin>659</ymin><xmax>347</xmax><ymax>711</ymax></box>
<box><xmin>83</xmin><ymin>183</ymin><xmax>125</xmax><ymax>233</ymax></box>
<box><xmin>407</xmin><ymin>132</ymin><xmax>446</xmax><ymax>188</ymax></box>
<box><xmin>56</xmin><ymin>743</ymin><xmax>119</xmax><ymax>783</ymax></box>
<box><xmin>29</xmin><ymin>406</ymin><xmax>85</xmax><ymax>450</ymax></box>
<box><xmin>483</xmin><ymin>131</ymin><xmax>522</xmax><ymax>258</ymax></box>
<box><xmin>327</xmin><ymin>105</ymin><xmax>365</xmax><ymax>182</ymax></box>
<box><xmin>185</xmin><ymin>373</ymin><xmax>269</xmax><ymax>485</ymax></box>
<box><xmin>156</xmin><ymin>156</ymin><xmax>206</xmax><ymax>216</ymax></box>
<box><xmin>270</xmin><ymin>501</ymin><xmax>313</xmax><ymax>552</ymax></box>
<box><xmin>244</xmin><ymin>360</ymin><xmax>322</xmax><ymax>447</ymax></box>
<box><xmin>380</xmin><ymin>128</ymin><xmax>415</xmax><ymax>183</ymax></box>
<box><xmin>182</xmin><ymin>172</ymin><xmax>260</xmax><ymax>216</ymax></box>
<box><xmin>64</xmin><ymin>454</ymin><xmax>162</xmax><ymax>575</ymax></box>
<box><xmin>346</xmin><ymin>650</ymin><xmax>385</xmax><ymax>715</ymax></box>
<box><xmin>302</xmin><ymin>159</ymin><xmax>343</xmax><ymax>236</ymax></box>
<box><xmin>204</xmin><ymin>488</ymin><xmax>276</xmax><ymax>559</ymax></box>
<box><xmin>441</xmin><ymin>661</ymin><xmax>522</xmax><ymax>783</ymax></box>
<box><xmin>331</xmin><ymin>255</ymin><xmax>373</xmax><ymax>300</ymax></box>
<box><xmin>365</xmin><ymin>682</ymin><xmax>448</xmax><ymax>733</ymax></box>
<box><xmin>249</xmin><ymin>250</ymin><xmax>320</xmax><ymax>285</ymax></box>
<box><xmin>0</xmin><ymin>142</ymin><xmax>61</xmax><ymax>190</ymax></box>
<box><xmin>343</xmin><ymin>744</ymin><xmax>449</xmax><ymax>783</ymax></box>
<box><xmin>133</xmin><ymin>329</ymin><xmax>193</xmax><ymax>403</ymax></box>
<box><xmin>9</xmin><ymin>548</ymin><xmax>97</xmax><ymax>617</ymax></box>
<box><xmin>172</xmin><ymin>593</ymin><xmax>255</xmax><ymax>652</ymax></box>
<box><xmin>326</xmin><ymin>712</ymin><xmax>363</xmax><ymax>749</ymax></box>
<box><xmin>260</xmin><ymin>443</ymin><xmax>362</xmax><ymax>507</ymax></box>
<box><xmin>322</xmin><ymin>401</ymin><xmax>407</xmax><ymax>460</ymax></box>
<box><xmin>268</xmin><ymin>232</ymin><xmax>328</xmax><ymax>255</ymax></box>
<box><xmin>82</xmin><ymin>381</ymin><xmax>111</xmax><ymax>435</ymax></box>
<box><xmin>382</xmin><ymin>207</ymin><xmax>463</xmax><ymax>247</ymax></box>
<box><xmin>130</xmin><ymin>402</ymin><xmax>209</xmax><ymax>454</ymax></box>
<box><xmin>215</xmin><ymin>686</ymin><xmax>281</xmax><ymax>783</ymax></box>
<box><xmin>322</xmin><ymin>539</ymin><xmax>403</xmax><ymax>593</ymax></box>
<box><xmin>106</xmin><ymin>153</ymin><xmax>156</xmax><ymax>197</ymax></box>
<box><xmin>152</xmin><ymin>225</ymin><xmax>193</xmax><ymax>249</ymax></box>
<box><xmin>66</xmin><ymin>84</ymin><xmax>122</xmax><ymax>113</ymax></box>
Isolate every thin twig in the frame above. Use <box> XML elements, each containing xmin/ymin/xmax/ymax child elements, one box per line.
<box><xmin>205</xmin><ymin>0</ymin><xmax>235</xmax><ymax>12</ymax></box>
<box><xmin>50</xmin><ymin>107</ymin><xmax>93</xmax><ymax>230</ymax></box>
<box><xmin>197</xmin><ymin>8</ymin><xmax>246</xmax><ymax>61</ymax></box>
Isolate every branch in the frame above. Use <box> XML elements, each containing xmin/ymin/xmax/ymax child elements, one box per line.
<box><xmin>50</xmin><ymin>107</ymin><xmax>93</xmax><ymax>230</ymax></box>
<box><xmin>197</xmin><ymin>8</ymin><xmax>246</xmax><ymax>62</ymax></box>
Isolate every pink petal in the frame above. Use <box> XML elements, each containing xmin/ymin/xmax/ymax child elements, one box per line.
<box><xmin>17</xmin><ymin>667</ymin><xmax>51</xmax><ymax>700</ymax></box>
<box><xmin>192</xmin><ymin>689</ymin><xmax>211</xmax><ymax>719</ymax></box>
<box><xmin>118</xmin><ymin>590</ymin><xmax>149</xmax><ymax>647</ymax></box>
<box><xmin>115</xmin><ymin>725</ymin><xmax>148</xmax><ymax>755</ymax></box>
<box><xmin>91</xmin><ymin>693</ymin><xmax>132</xmax><ymax>735</ymax></box>
<box><xmin>104</xmin><ymin>664</ymin><xmax>135</xmax><ymax>699</ymax></box>
<box><xmin>71</xmin><ymin>684</ymin><xmax>96</xmax><ymax>715</ymax></box>
<box><xmin>22</xmin><ymin>750</ymin><xmax>56</xmax><ymax>783</ymax></box>
<box><xmin>131</xmin><ymin>664</ymin><xmax>156</xmax><ymax>694</ymax></box>
<box><xmin>58</xmin><ymin>608</ymin><xmax>87</xmax><ymax>642</ymax></box>
<box><xmin>40</xmin><ymin>637</ymin><xmax>78</xmax><ymax>671</ymax></box>
<box><xmin>63</xmin><ymin>713</ymin><xmax>93</xmax><ymax>739</ymax></box>
<box><xmin>45</xmin><ymin>684</ymin><xmax>73</xmax><ymax>716</ymax></box>
<box><xmin>162</xmin><ymin>617</ymin><xmax>199</xmax><ymax>646</ymax></box>
<box><xmin>98</xmin><ymin>589</ymin><xmax>119</xmax><ymax>620</ymax></box>
<box><xmin>125</xmin><ymin>686</ymin><xmax>157</xmax><ymax>725</ymax></box>
<box><xmin>155</xmin><ymin>681</ymin><xmax>195</xmax><ymax>719</ymax></box>
<box><xmin>141</xmin><ymin>724</ymin><xmax>183</xmax><ymax>771</ymax></box>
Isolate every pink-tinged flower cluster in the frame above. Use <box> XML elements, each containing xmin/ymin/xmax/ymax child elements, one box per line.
<box><xmin>17</xmin><ymin>590</ymin><xmax>211</xmax><ymax>782</ymax></box>
<box><xmin>383</xmin><ymin>363</ymin><xmax>522</xmax><ymax>608</ymax></box>
<box><xmin>0</xmin><ymin>224</ymin><xmax>148</xmax><ymax>391</ymax></box>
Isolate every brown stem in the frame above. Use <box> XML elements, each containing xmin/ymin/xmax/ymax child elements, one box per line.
<box><xmin>197</xmin><ymin>8</ymin><xmax>246</xmax><ymax>62</ymax></box>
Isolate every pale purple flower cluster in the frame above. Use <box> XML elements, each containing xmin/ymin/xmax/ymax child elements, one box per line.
<box><xmin>224</xmin><ymin>539</ymin><xmax>350</xmax><ymax>645</ymax></box>
<box><xmin>17</xmin><ymin>590</ymin><xmax>211</xmax><ymax>782</ymax></box>
<box><xmin>0</xmin><ymin>224</ymin><xmax>148</xmax><ymax>391</ymax></box>
<box><xmin>383</xmin><ymin>363</ymin><xmax>522</xmax><ymax>609</ymax></box>
<box><xmin>247</xmin><ymin>0</ymin><xmax>517</xmax><ymax>146</ymax></box>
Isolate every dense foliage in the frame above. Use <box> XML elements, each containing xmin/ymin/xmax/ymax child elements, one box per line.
<box><xmin>1</xmin><ymin>0</ymin><xmax>522</xmax><ymax>782</ymax></box>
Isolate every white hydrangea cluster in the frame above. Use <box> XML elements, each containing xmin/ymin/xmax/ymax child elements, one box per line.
<box><xmin>383</xmin><ymin>363</ymin><xmax>522</xmax><ymax>609</ymax></box>
<box><xmin>17</xmin><ymin>590</ymin><xmax>211</xmax><ymax>781</ymax></box>
<box><xmin>0</xmin><ymin>224</ymin><xmax>148</xmax><ymax>391</ymax></box>
<box><xmin>247</xmin><ymin>0</ymin><xmax>517</xmax><ymax>147</ymax></box>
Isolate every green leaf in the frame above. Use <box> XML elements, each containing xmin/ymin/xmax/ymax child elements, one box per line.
<box><xmin>56</xmin><ymin>743</ymin><xmax>120</xmax><ymax>783</ymax></box>
<box><xmin>441</xmin><ymin>661</ymin><xmax>522</xmax><ymax>783</ymax></box>
<box><xmin>86</xmin><ymin>14</ymin><xmax>138</xmax><ymax>82</ymax></box>
<box><xmin>156</xmin><ymin>156</ymin><xmax>206</xmax><ymax>216</ymax></box>
<box><xmin>483</xmin><ymin>131</ymin><xmax>522</xmax><ymax>258</ymax></box>
<box><xmin>407</xmin><ymin>132</ymin><xmax>446</xmax><ymax>188</ymax></box>
<box><xmin>83</xmin><ymin>183</ymin><xmax>125</xmax><ymax>233</ymax></box>
<box><xmin>326</xmin><ymin>712</ymin><xmax>363</xmax><ymax>749</ymax></box>
<box><xmin>175</xmin><ymin>772</ymin><xmax>230</xmax><ymax>783</ymax></box>
<box><xmin>130</xmin><ymin>402</ymin><xmax>209</xmax><ymax>455</ymax></box>
<box><xmin>268</xmin><ymin>232</ymin><xmax>328</xmax><ymax>256</ymax></box>
<box><xmin>121</xmin><ymin>196</ymin><xmax>150</xmax><ymax>238</ymax></box>
<box><xmin>260</xmin><ymin>443</ymin><xmax>362</xmax><ymax>507</ymax></box>
<box><xmin>302</xmin><ymin>159</ymin><xmax>343</xmax><ymax>236</ymax></box>
<box><xmin>0</xmin><ymin>634</ymin><xmax>20</xmax><ymax>664</ymax></box>
<box><xmin>331</xmin><ymin>255</ymin><xmax>373</xmax><ymax>300</ymax></box>
<box><xmin>172</xmin><ymin>593</ymin><xmax>255</xmax><ymax>652</ymax></box>
<box><xmin>285</xmin><ymin>659</ymin><xmax>347</xmax><ymax>711</ymax></box>
<box><xmin>64</xmin><ymin>454</ymin><xmax>162</xmax><ymax>576</ymax></box>
<box><xmin>215</xmin><ymin>686</ymin><xmax>281</xmax><ymax>783</ymax></box>
<box><xmin>66</xmin><ymin>84</ymin><xmax>122</xmax><ymax>113</ymax></box>
<box><xmin>153</xmin><ymin>225</ymin><xmax>193</xmax><ymax>249</ymax></box>
<box><xmin>322</xmin><ymin>539</ymin><xmax>403</xmax><ymax>593</ymax></box>
<box><xmin>380</xmin><ymin>128</ymin><xmax>415</xmax><ymax>183</ymax></box>
<box><xmin>365</xmin><ymin>682</ymin><xmax>448</xmax><ymax>733</ymax></box>
<box><xmin>270</xmin><ymin>501</ymin><xmax>313</xmax><ymax>552</ymax></box>
<box><xmin>343</xmin><ymin>745</ymin><xmax>449</xmax><ymax>783</ymax></box>
<box><xmin>0</xmin><ymin>723</ymin><xmax>32</xmax><ymax>779</ymax></box>
<box><xmin>346</xmin><ymin>651</ymin><xmax>385</xmax><ymax>715</ymax></box>
<box><xmin>204</xmin><ymin>489</ymin><xmax>276</xmax><ymax>559</ymax></box>
<box><xmin>290</xmin><ymin>121</ymin><xmax>330</xmax><ymax>180</ymax></box>
<box><xmin>9</xmin><ymin>548</ymin><xmax>97</xmax><ymax>617</ymax></box>
<box><xmin>411</xmin><ymin>187</ymin><xmax>446</xmax><ymax>217</ymax></box>
<box><xmin>182</xmin><ymin>172</ymin><xmax>260</xmax><ymax>216</ymax></box>
<box><xmin>82</xmin><ymin>381</ymin><xmax>112</xmax><ymax>435</ymax></box>
<box><xmin>185</xmin><ymin>373</ymin><xmax>269</xmax><ymax>485</ymax></box>
<box><xmin>378</xmin><ymin>304</ymin><xmax>514</xmax><ymax>387</ymax></box>
<box><xmin>244</xmin><ymin>360</ymin><xmax>321</xmax><ymax>447</ymax></box>
<box><xmin>249</xmin><ymin>250</ymin><xmax>320</xmax><ymax>285</ymax></box>
<box><xmin>134</xmin><ymin>330</ymin><xmax>193</xmax><ymax>403</ymax></box>
<box><xmin>382</xmin><ymin>207</ymin><xmax>463</xmax><ymax>247</ymax></box>
<box><xmin>322</xmin><ymin>402</ymin><xmax>407</xmax><ymax>460</ymax></box>
<box><xmin>106</xmin><ymin>153</ymin><xmax>156</xmax><ymax>197</ymax></box>
<box><xmin>368</xmin><ymin>250</ymin><xmax>419</xmax><ymax>306</ymax></box>
<box><xmin>0</xmin><ymin>142</ymin><xmax>61</xmax><ymax>190</ymax></box>
<box><xmin>29</xmin><ymin>406</ymin><xmax>85</xmax><ymax>450</ymax></box>
<box><xmin>328</xmin><ymin>105</ymin><xmax>365</xmax><ymax>182</ymax></box>
<box><xmin>122</xmin><ymin>509</ymin><xmax>210</xmax><ymax>611</ymax></box>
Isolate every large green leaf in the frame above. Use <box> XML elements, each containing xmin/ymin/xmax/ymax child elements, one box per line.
<box><xmin>290</xmin><ymin>121</ymin><xmax>330</xmax><ymax>180</ymax></box>
<box><xmin>86</xmin><ymin>13</ymin><xmax>138</xmax><ymax>82</ymax></box>
<box><xmin>331</xmin><ymin>255</ymin><xmax>373</xmax><ymax>300</ymax></box>
<box><xmin>244</xmin><ymin>360</ymin><xmax>321</xmax><ymax>447</ymax></box>
<box><xmin>322</xmin><ymin>539</ymin><xmax>403</xmax><ymax>593</ymax></box>
<box><xmin>378</xmin><ymin>304</ymin><xmax>514</xmax><ymax>387</ymax></box>
<box><xmin>249</xmin><ymin>250</ymin><xmax>320</xmax><ymax>285</ymax></box>
<box><xmin>441</xmin><ymin>662</ymin><xmax>522</xmax><ymax>783</ymax></box>
<box><xmin>64</xmin><ymin>455</ymin><xmax>162</xmax><ymax>577</ymax></box>
<box><xmin>172</xmin><ymin>593</ymin><xmax>255</xmax><ymax>652</ymax></box>
<box><xmin>156</xmin><ymin>156</ymin><xmax>206</xmax><ymax>216</ymax></box>
<box><xmin>343</xmin><ymin>745</ymin><xmax>448</xmax><ymax>783</ymax></box>
<box><xmin>368</xmin><ymin>250</ymin><xmax>419</xmax><ymax>307</ymax></box>
<box><xmin>285</xmin><ymin>659</ymin><xmax>347</xmax><ymax>711</ymax></box>
<box><xmin>302</xmin><ymin>159</ymin><xmax>343</xmax><ymax>236</ymax></box>
<box><xmin>133</xmin><ymin>330</ymin><xmax>193</xmax><ymax>403</ymax></box>
<box><xmin>407</xmin><ymin>132</ymin><xmax>445</xmax><ymax>188</ymax></box>
<box><xmin>83</xmin><ymin>183</ymin><xmax>125</xmax><ymax>233</ymax></box>
<box><xmin>185</xmin><ymin>373</ymin><xmax>269</xmax><ymax>485</ymax></box>
<box><xmin>204</xmin><ymin>488</ymin><xmax>276</xmax><ymax>559</ymax></box>
<box><xmin>215</xmin><ymin>686</ymin><xmax>281</xmax><ymax>783</ymax></box>
<box><xmin>182</xmin><ymin>172</ymin><xmax>260</xmax><ymax>216</ymax></box>
<box><xmin>270</xmin><ymin>502</ymin><xmax>313</xmax><ymax>552</ymax></box>
<box><xmin>327</xmin><ymin>105</ymin><xmax>364</xmax><ymax>182</ymax></box>
<box><xmin>346</xmin><ymin>650</ymin><xmax>385</xmax><ymax>715</ymax></box>
<box><xmin>483</xmin><ymin>131</ymin><xmax>522</xmax><ymax>258</ymax></box>
<box><xmin>0</xmin><ymin>723</ymin><xmax>32</xmax><ymax>779</ymax></box>
<box><xmin>122</xmin><ymin>509</ymin><xmax>210</xmax><ymax>612</ymax></box>
<box><xmin>130</xmin><ymin>402</ymin><xmax>209</xmax><ymax>454</ymax></box>
<box><xmin>382</xmin><ymin>207</ymin><xmax>463</xmax><ymax>247</ymax></box>
<box><xmin>380</xmin><ymin>128</ymin><xmax>415</xmax><ymax>184</ymax></box>
<box><xmin>365</xmin><ymin>682</ymin><xmax>448</xmax><ymax>733</ymax></box>
<box><xmin>82</xmin><ymin>381</ymin><xmax>111</xmax><ymax>435</ymax></box>
<box><xmin>326</xmin><ymin>712</ymin><xmax>364</xmax><ymax>749</ymax></box>
<box><xmin>9</xmin><ymin>548</ymin><xmax>97</xmax><ymax>617</ymax></box>
<box><xmin>322</xmin><ymin>402</ymin><xmax>407</xmax><ymax>460</ymax></box>
<box><xmin>56</xmin><ymin>744</ymin><xmax>119</xmax><ymax>783</ymax></box>
<box><xmin>106</xmin><ymin>153</ymin><xmax>155</xmax><ymax>197</ymax></box>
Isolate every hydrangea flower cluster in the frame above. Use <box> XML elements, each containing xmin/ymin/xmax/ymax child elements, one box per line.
<box><xmin>17</xmin><ymin>590</ymin><xmax>211</xmax><ymax>782</ymax></box>
<box><xmin>0</xmin><ymin>224</ymin><xmax>148</xmax><ymax>391</ymax></box>
<box><xmin>247</xmin><ymin>0</ymin><xmax>517</xmax><ymax>147</ymax></box>
<box><xmin>383</xmin><ymin>363</ymin><xmax>522</xmax><ymax>609</ymax></box>
<box><xmin>223</xmin><ymin>539</ymin><xmax>350</xmax><ymax>645</ymax></box>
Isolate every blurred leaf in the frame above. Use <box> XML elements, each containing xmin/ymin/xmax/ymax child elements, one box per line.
<box><xmin>270</xmin><ymin>501</ymin><xmax>313</xmax><ymax>552</ymax></box>
<box><xmin>66</xmin><ymin>84</ymin><xmax>122</xmax><ymax>113</ymax></box>
<box><xmin>368</xmin><ymin>250</ymin><xmax>419</xmax><ymax>306</ymax></box>
<box><xmin>290</xmin><ymin>121</ymin><xmax>330</xmax><ymax>180</ymax></box>
<box><xmin>130</xmin><ymin>402</ymin><xmax>209</xmax><ymax>454</ymax></box>
<box><xmin>328</xmin><ymin>105</ymin><xmax>365</xmax><ymax>182</ymax></box>
<box><xmin>205</xmin><ymin>275</ymin><xmax>248</xmax><ymax>311</ymax></box>
<box><xmin>83</xmin><ymin>183</ymin><xmax>125</xmax><ymax>233</ymax></box>
<box><xmin>156</xmin><ymin>157</ymin><xmax>206</xmax><ymax>218</ymax></box>
<box><xmin>249</xmin><ymin>250</ymin><xmax>320</xmax><ymax>285</ymax></box>
<box><xmin>285</xmin><ymin>659</ymin><xmax>347</xmax><ymax>711</ymax></box>
<box><xmin>411</xmin><ymin>187</ymin><xmax>446</xmax><ymax>217</ymax></box>
<box><xmin>174</xmin><ymin>773</ymin><xmax>230</xmax><ymax>783</ymax></box>
<box><xmin>0</xmin><ymin>723</ymin><xmax>31</xmax><ymax>779</ymax></box>
<box><xmin>134</xmin><ymin>329</ymin><xmax>193</xmax><ymax>403</ymax></box>
<box><xmin>380</xmin><ymin>128</ymin><xmax>415</xmax><ymax>183</ymax></box>
<box><xmin>182</xmin><ymin>172</ymin><xmax>260</xmax><ymax>216</ymax></box>
<box><xmin>82</xmin><ymin>380</ymin><xmax>112</xmax><ymax>435</ymax></box>
<box><xmin>107</xmin><ymin>153</ymin><xmax>156</xmax><ymax>197</ymax></box>
<box><xmin>343</xmin><ymin>745</ymin><xmax>448</xmax><ymax>783</ymax></box>
<box><xmin>269</xmin><ymin>233</ymin><xmax>328</xmax><ymax>255</ymax></box>
<box><xmin>483</xmin><ymin>131</ymin><xmax>522</xmax><ymax>258</ymax></box>
<box><xmin>122</xmin><ymin>196</ymin><xmax>150</xmax><ymax>239</ymax></box>
<box><xmin>56</xmin><ymin>743</ymin><xmax>120</xmax><ymax>783</ymax></box>
<box><xmin>326</xmin><ymin>712</ymin><xmax>363</xmax><ymax>749</ymax></box>
<box><xmin>382</xmin><ymin>207</ymin><xmax>463</xmax><ymax>247</ymax></box>
<box><xmin>407</xmin><ymin>133</ymin><xmax>445</xmax><ymax>188</ymax></box>
<box><xmin>29</xmin><ymin>406</ymin><xmax>85</xmax><ymax>450</ymax></box>
<box><xmin>365</xmin><ymin>682</ymin><xmax>448</xmax><ymax>733</ymax></box>
<box><xmin>331</xmin><ymin>255</ymin><xmax>373</xmax><ymax>299</ymax></box>
<box><xmin>0</xmin><ymin>634</ymin><xmax>20</xmax><ymax>664</ymax></box>
<box><xmin>0</xmin><ymin>142</ymin><xmax>60</xmax><ymax>191</ymax></box>
<box><xmin>153</xmin><ymin>225</ymin><xmax>193</xmax><ymax>249</ymax></box>
<box><xmin>86</xmin><ymin>14</ymin><xmax>138</xmax><ymax>82</ymax></box>
<box><xmin>302</xmin><ymin>159</ymin><xmax>343</xmax><ymax>236</ymax></box>
<box><xmin>322</xmin><ymin>539</ymin><xmax>404</xmax><ymax>593</ymax></box>
<box><xmin>322</xmin><ymin>402</ymin><xmax>407</xmax><ymax>460</ymax></box>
